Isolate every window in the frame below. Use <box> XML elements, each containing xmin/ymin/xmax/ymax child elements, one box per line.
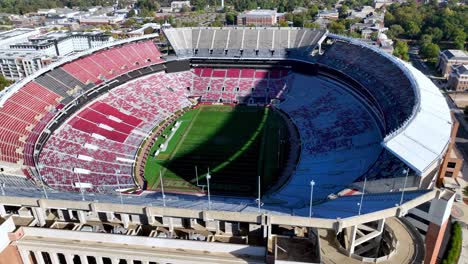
<box><xmin>447</xmin><ymin>162</ymin><xmax>457</xmax><ymax>169</ymax></box>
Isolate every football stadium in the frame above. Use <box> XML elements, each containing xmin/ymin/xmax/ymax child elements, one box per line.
<box><xmin>0</xmin><ymin>28</ymin><xmax>458</xmax><ymax>264</ymax></box>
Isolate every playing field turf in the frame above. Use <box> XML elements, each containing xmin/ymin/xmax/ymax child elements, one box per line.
<box><xmin>143</xmin><ymin>104</ymin><xmax>289</xmax><ymax>197</ymax></box>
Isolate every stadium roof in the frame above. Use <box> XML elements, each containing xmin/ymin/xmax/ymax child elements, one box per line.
<box><xmin>384</xmin><ymin>62</ymin><xmax>452</xmax><ymax>175</ymax></box>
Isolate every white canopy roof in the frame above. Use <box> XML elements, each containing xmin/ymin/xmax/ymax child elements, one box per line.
<box><xmin>384</xmin><ymin>62</ymin><xmax>452</xmax><ymax>175</ymax></box>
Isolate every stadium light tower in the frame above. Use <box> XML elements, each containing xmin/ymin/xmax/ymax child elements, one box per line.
<box><xmin>159</xmin><ymin>170</ymin><xmax>166</xmax><ymax>207</ymax></box>
<box><xmin>206</xmin><ymin>168</ymin><xmax>212</xmax><ymax>210</ymax></box>
<box><xmin>309</xmin><ymin>180</ymin><xmax>315</xmax><ymax>217</ymax></box>
<box><xmin>0</xmin><ymin>182</ymin><xmax>4</xmax><ymax>196</ymax></box>
<box><xmin>115</xmin><ymin>169</ymin><xmax>123</xmax><ymax>205</ymax></box>
<box><xmin>75</xmin><ymin>174</ymin><xmax>85</xmax><ymax>201</ymax></box>
<box><xmin>399</xmin><ymin>168</ymin><xmax>409</xmax><ymax>206</ymax></box>
<box><xmin>41</xmin><ymin>174</ymin><xmax>49</xmax><ymax>199</ymax></box>
<box><xmin>358</xmin><ymin>177</ymin><xmax>367</xmax><ymax>215</ymax></box>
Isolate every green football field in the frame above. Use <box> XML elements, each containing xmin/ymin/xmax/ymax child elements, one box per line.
<box><xmin>143</xmin><ymin>104</ymin><xmax>289</xmax><ymax>197</ymax></box>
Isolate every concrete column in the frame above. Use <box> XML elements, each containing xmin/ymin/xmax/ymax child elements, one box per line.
<box><xmin>121</xmin><ymin>213</ymin><xmax>130</xmax><ymax>228</ymax></box>
<box><xmin>95</xmin><ymin>256</ymin><xmax>104</xmax><ymax>264</ymax></box>
<box><xmin>19</xmin><ymin>250</ymin><xmax>32</xmax><ymax>264</ymax></box>
<box><xmin>80</xmin><ymin>254</ymin><xmax>89</xmax><ymax>264</ymax></box>
<box><xmin>145</xmin><ymin>207</ymin><xmax>154</xmax><ymax>225</ymax></box>
<box><xmin>77</xmin><ymin>210</ymin><xmax>87</xmax><ymax>224</ymax></box>
<box><xmin>142</xmin><ymin>261</ymin><xmax>150</xmax><ymax>264</ymax></box>
<box><xmin>111</xmin><ymin>257</ymin><xmax>120</xmax><ymax>264</ymax></box>
<box><xmin>65</xmin><ymin>253</ymin><xmax>75</xmax><ymax>264</ymax></box>
<box><xmin>34</xmin><ymin>251</ymin><xmax>45</xmax><ymax>264</ymax></box>
<box><xmin>0</xmin><ymin>204</ymin><xmax>6</xmax><ymax>216</ymax></box>
<box><xmin>106</xmin><ymin>212</ymin><xmax>115</xmax><ymax>221</ymax></box>
<box><xmin>346</xmin><ymin>225</ymin><xmax>357</xmax><ymax>256</ymax></box>
<box><xmin>67</xmin><ymin>209</ymin><xmax>75</xmax><ymax>220</ymax></box>
<box><xmin>32</xmin><ymin>207</ymin><xmax>46</xmax><ymax>227</ymax></box>
<box><xmin>49</xmin><ymin>252</ymin><xmax>60</xmax><ymax>264</ymax></box>
<box><xmin>57</xmin><ymin>209</ymin><xmax>65</xmax><ymax>220</ymax></box>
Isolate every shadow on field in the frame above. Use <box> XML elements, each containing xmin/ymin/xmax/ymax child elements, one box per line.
<box><xmin>148</xmin><ymin>69</ymin><xmax>292</xmax><ymax>197</ymax></box>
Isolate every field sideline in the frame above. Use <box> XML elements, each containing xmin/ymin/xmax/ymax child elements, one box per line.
<box><xmin>143</xmin><ymin>104</ymin><xmax>289</xmax><ymax>197</ymax></box>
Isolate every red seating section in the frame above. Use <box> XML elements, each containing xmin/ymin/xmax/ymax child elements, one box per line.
<box><xmin>0</xmin><ymin>82</ymin><xmax>60</xmax><ymax>164</ymax></box>
<box><xmin>62</xmin><ymin>41</ymin><xmax>163</xmax><ymax>84</ymax></box>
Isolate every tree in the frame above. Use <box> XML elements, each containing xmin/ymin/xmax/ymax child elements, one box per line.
<box><xmin>393</xmin><ymin>40</ymin><xmax>409</xmax><ymax>61</ymax></box>
<box><xmin>328</xmin><ymin>21</ymin><xmax>346</xmax><ymax>34</ymax></box>
<box><xmin>419</xmin><ymin>34</ymin><xmax>433</xmax><ymax>46</ymax></box>
<box><xmin>420</xmin><ymin>43</ymin><xmax>440</xmax><ymax>60</ymax></box>
<box><xmin>225</xmin><ymin>12</ymin><xmax>236</xmax><ymax>25</ymax></box>
<box><xmin>0</xmin><ymin>75</ymin><xmax>12</xmax><ymax>91</ymax></box>
<box><xmin>387</xmin><ymin>24</ymin><xmax>404</xmax><ymax>39</ymax></box>
<box><xmin>370</xmin><ymin>32</ymin><xmax>379</xmax><ymax>41</ymax></box>
<box><xmin>405</xmin><ymin>21</ymin><xmax>420</xmax><ymax>38</ymax></box>
<box><xmin>452</xmin><ymin>29</ymin><xmax>466</xmax><ymax>50</ymax></box>
<box><xmin>123</xmin><ymin>18</ymin><xmax>137</xmax><ymax>28</ymax></box>
<box><xmin>339</xmin><ymin>5</ymin><xmax>349</xmax><ymax>18</ymax></box>
<box><xmin>278</xmin><ymin>20</ymin><xmax>289</xmax><ymax>27</ymax></box>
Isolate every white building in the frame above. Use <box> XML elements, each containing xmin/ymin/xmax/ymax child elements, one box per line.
<box><xmin>0</xmin><ymin>50</ymin><xmax>53</xmax><ymax>80</ymax></box>
<box><xmin>0</xmin><ymin>28</ymin><xmax>40</xmax><ymax>49</ymax></box>
<box><xmin>171</xmin><ymin>1</ymin><xmax>191</xmax><ymax>12</ymax></box>
<box><xmin>9</xmin><ymin>31</ymin><xmax>113</xmax><ymax>57</ymax></box>
<box><xmin>1</xmin><ymin>31</ymin><xmax>113</xmax><ymax>80</ymax></box>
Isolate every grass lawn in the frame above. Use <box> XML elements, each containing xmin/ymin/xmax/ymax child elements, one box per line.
<box><xmin>143</xmin><ymin>104</ymin><xmax>289</xmax><ymax>197</ymax></box>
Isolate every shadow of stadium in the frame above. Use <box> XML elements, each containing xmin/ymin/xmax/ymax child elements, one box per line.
<box><xmin>148</xmin><ymin>73</ymin><xmax>291</xmax><ymax>198</ymax></box>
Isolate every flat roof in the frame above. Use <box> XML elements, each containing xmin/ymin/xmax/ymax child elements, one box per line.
<box><xmin>384</xmin><ymin>61</ymin><xmax>452</xmax><ymax>174</ymax></box>
<box><xmin>0</xmin><ymin>28</ymin><xmax>36</xmax><ymax>41</ymax></box>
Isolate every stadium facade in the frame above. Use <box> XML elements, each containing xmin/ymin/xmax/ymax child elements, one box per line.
<box><xmin>0</xmin><ymin>28</ymin><xmax>458</xmax><ymax>263</ymax></box>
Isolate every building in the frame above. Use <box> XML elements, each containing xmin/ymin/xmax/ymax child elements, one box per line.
<box><xmin>237</xmin><ymin>9</ymin><xmax>284</xmax><ymax>26</ymax></box>
<box><xmin>0</xmin><ymin>28</ymin><xmax>40</xmax><ymax>49</ymax></box>
<box><xmin>9</xmin><ymin>31</ymin><xmax>113</xmax><ymax>57</ymax></box>
<box><xmin>317</xmin><ymin>9</ymin><xmax>339</xmax><ymax>20</ymax></box>
<box><xmin>171</xmin><ymin>1</ymin><xmax>191</xmax><ymax>12</ymax></box>
<box><xmin>0</xmin><ymin>50</ymin><xmax>53</xmax><ymax>80</ymax></box>
<box><xmin>437</xmin><ymin>49</ymin><xmax>468</xmax><ymax>78</ymax></box>
<box><xmin>37</xmin><ymin>8</ymin><xmax>81</xmax><ymax>18</ymax></box>
<box><xmin>448</xmin><ymin>64</ymin><xmax>468</xmax><ymax>91</ymax></box>
<box><xmin>347</xmin><ymin>6</ymin><xmax>375</xmax><ymax>20</ymax></box>
<box><xmin>79</xmin><ymin>16</ymin><xmax>125</xmax><ymax>25</ymax></box>
<box><xmin>1</xmin><ymin>31</ymin><xmax>113</xmax><ymax>80</ymax></box>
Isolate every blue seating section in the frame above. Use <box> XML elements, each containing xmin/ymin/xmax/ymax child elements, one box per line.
<box><xmin>318</xmin><ymin>41</ymin><xmax>416</xmax><ymax>133</ymax></box>
<box><xmin>270</xmin><ymin>74</ymin><xmax>382</xmax><ymax>205</ymax></box>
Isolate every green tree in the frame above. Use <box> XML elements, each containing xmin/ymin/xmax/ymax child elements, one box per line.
<box><xmin>225</xmin><ymin>12</ymin><xmax>236</xmax><ymax>25</ymax></box>
<box><xmin>278</xmin><ymin>20</ymin><xmax>289</xmax><ymax>27</ymax></box>
<box><xmin>452</xmin><ymin>29</ymin><xmax>466</xmax><ymax>50</ymax></box>
<box><xmin>393</xmin><ymin>40</ymin><xmax>409</xmax><ymax>61</ymax></box>
<box><xmin>123</xmin><ymin>18</ymin><xmax>137</xmax><ymax>28</ymax></box>
<box><xmin>405</xmin><ymin>21</ymin><xmax>420</xmax><ymax>38</ymax></box>
<box><xmin>420</xmin><ymin>43</ymin><xmax>440</xmax><ymax>60</ymax></box>
<box><xmin>419</xmin><ymin>34</ymin><xmax>433</xmax><ymax>46</ymax></box>
<box><xmin>0</xmin><ymin>75</ymin><xmax>12</xmax><ymax>91</ymax></box>
<box><xmin>328</xmin><ymin>21</ymin><xmax>346</xmax><ymax>34</ymax></box>
<box><xmin>387</xmin><ymin>24</ymin><xmax>404</xmax><ymax>39</ymax></box>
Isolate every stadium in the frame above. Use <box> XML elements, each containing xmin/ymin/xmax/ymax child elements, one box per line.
<box><xmin>0</xmin><ymin>28</ymin><xmax>457</xmax><ymax>264</ymax></box>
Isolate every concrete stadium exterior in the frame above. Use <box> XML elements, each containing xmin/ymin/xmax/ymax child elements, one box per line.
<box><xmin>0</xmin><ymin>28</ymin><xmax>457</xmax><ymax>263</ymax></box>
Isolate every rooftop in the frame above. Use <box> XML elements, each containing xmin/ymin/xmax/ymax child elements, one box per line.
<box><xmin>442</xmin><ymin>49</ymin><xmax>468</xmax><ymax>60</ymax></box>
<box><xmin>0</xmin><ymin>28</ymin><xmax>37</xmax><ymax>41</ymax></box>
